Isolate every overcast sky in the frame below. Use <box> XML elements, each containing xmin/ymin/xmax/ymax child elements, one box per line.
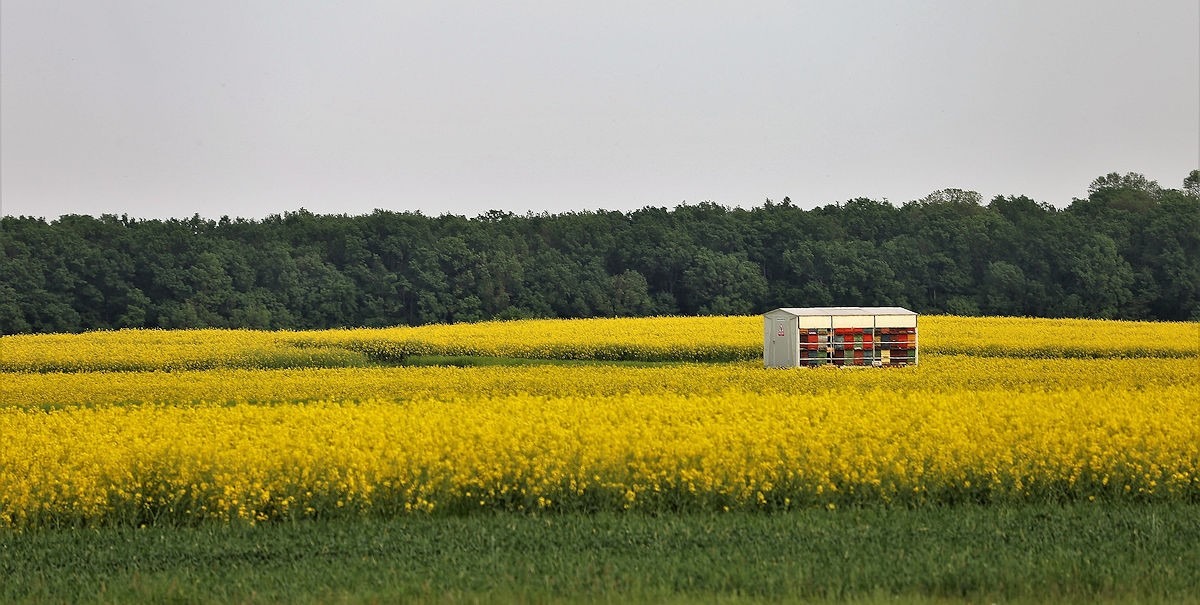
<box><xmin>2</xmin><ymin>1</ymin><xmax>1197</xmax><ymax>221</ymax></box>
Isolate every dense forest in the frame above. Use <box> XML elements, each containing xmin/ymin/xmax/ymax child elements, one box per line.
<box><xmin>2</xmin><ymin>171</ymin><xmax>1197</xmax><ymax>335</ymax></box>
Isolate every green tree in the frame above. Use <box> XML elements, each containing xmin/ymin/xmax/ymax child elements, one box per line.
<box><xmin>897</xmin><ymin>190</ymin><xmax>989</xmax><ymax>313</ymax></box>
<box><xmin>1138</xmin><ymin>191</ymin><xmax>1200</xmax><ymax>319</ymax></box>
<box><xmin>1057</xmin><ymin>232</ymin><xmax>1135</xmax><ymax>318</ymax></box>
<box><xmin>782</xmin><ymin>240</ymin><xmax>904</xmax><ymax>308</ymax></box>
<box><xmin>679</xmin><ymin>249</ymin><xmax>766</xmax><ymax>315</ymax></box>
<box><xmin>981</xmin><ymin>261</ymin><xmax>1027</xmax><ymax>316</ymax></box>
<box><xmin>609</xmin><ymin>269</ymin><xmax>654</xmax><ymax>317</ymax></box>
<box><xmin>1184</xmin><ymin>169</ymin><xmax>1200</xmax><ymax>198</ymax></box>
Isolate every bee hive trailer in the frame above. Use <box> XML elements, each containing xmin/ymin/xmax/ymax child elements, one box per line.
<box><xmin>763</xmin><ymin>307</ymin><xmax>917</xmax><ymax>368</ymax></box>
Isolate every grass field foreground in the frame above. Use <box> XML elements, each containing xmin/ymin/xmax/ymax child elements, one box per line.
<box><xmin>4</xmin><ymin>504</ymin><xmax>1199</xmax><ymax>604</ymax></box>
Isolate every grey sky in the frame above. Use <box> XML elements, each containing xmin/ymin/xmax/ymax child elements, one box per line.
<box><xmin>2</xmin><ymin>1</ymin><xmax>1197</xmax><ymax>220</ymax></box>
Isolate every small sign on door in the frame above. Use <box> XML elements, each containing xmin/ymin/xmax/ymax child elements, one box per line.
<box><xmin>776</xmin><ymin>322</ymin><xmax>786</xmax><ymax>337</ymax></box>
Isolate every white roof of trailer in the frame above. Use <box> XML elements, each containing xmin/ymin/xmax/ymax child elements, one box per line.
<box><xmin>767</xmin><ymin>307</ymin><xmax>916</xmax><ymax>316</ymax></box>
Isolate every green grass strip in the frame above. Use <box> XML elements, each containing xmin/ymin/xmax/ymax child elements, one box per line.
<box><xmin>4</xmin><ymin>503</ymin><xmax>1198</xmax><ymax>604</ymax></box>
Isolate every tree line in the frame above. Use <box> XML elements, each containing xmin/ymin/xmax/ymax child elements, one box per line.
<box><xmin>2</xmin><ymin>171</ymin><xmax>1197</xmax><ymax>335</ymax></box>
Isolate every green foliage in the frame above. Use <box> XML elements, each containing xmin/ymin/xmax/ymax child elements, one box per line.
<box><xmin>2</xmin><ymin>171</ymin><xmax>1198</xmax><ymax>335</ymax></box>
<box><xmin>3</xmin><ymin>504</ymin><xmax>1198</xmax><ymax>604</ymax></box>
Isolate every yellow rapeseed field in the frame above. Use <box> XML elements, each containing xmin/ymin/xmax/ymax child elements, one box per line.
<box><xmin>0</xmin><ymin>315</ymin><xmax>1197</xmax><ymax>528</ymax></box>
<box><xmin>2</xmin><ymin>388</ymin><xmax>1196</xmax><ymax>527</ymax></box>
<box><xmin>302</xmin><ymin>314</ymin><xmax>1199</xmax><ymax>360</ymax></box>
<box><xmin>2</xmin><ymin>357</ymin><xmax>1196</xmax><ymax>410</ymax></box>
<box><xmin>0</xmin><ymin>328</ymin><xmax>371</xmax><ymax>373</ymax></box>
<box><xmin>919</xmin><ymin>315</ymin><xmax>1200</xmax><ymax>358</ymax></box>
<box><xmin>2</xmin><ymin>315</ymin><xmax>1196</xmax><ymax>372</ymax></box>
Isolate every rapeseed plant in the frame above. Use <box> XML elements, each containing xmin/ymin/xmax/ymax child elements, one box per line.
<box><xmin>1</xmin><ymin>316</ymin><xmax>1196</xmax><ymax>528</ymax></box>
